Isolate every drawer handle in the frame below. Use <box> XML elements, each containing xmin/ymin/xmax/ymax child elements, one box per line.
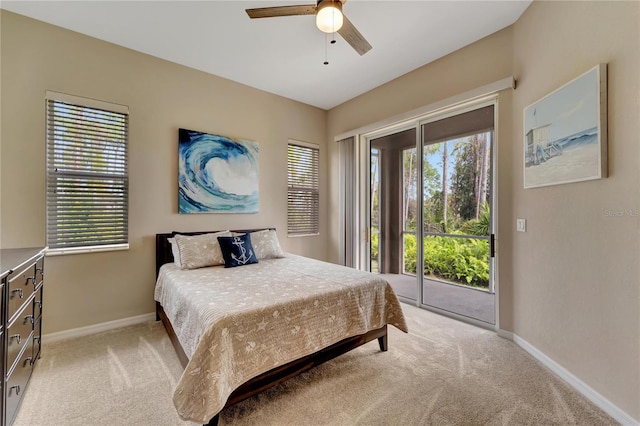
<box><xmin>34</xmin><ymin>336</ymin><xmax>41</xmax><ymax>344</ymax></box>
<box><xmin>35</xmin><ymin>300</ymin><xmax>43</xmax><ymax>309</ymax></box>
<box><xmin>24</xmin><ymin>357</ymin><xmax>33</xmax><ymax>367</ymax></box>
<box><xmin>9</xmin><ymin>385</ymin><xmax>20</xmax><ymax>397</ymax></box>
<box><xmin>11</xmin><ymin>288</ymin><xmax>23</xmax><ymax>299</ymax></box>
<box><xmin>23</xmin><ymin>315</ymin><xmax>34</xmax><ymax>325</ymax></box>
<box><xmin>25</xmin><ymin>276</ymin><xmax>34</xmax><ymax>286</ymax></box>
<box><xmin>35</xmin><ymin>267</ymin><xmax>44</xmax><ymax>277</ymax></box>
<box><xmin>9</xmin><ymin>334</ymin><xmax>21</xmax><ymax>345</ymax></box>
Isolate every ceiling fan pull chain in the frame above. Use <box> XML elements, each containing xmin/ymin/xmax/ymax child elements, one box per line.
<box><xmin>324</xmin><ymin>32</ymin><xmax>329</xmax><ymax>65</ymax></box>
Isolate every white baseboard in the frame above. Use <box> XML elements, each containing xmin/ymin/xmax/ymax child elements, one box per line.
<box><xmin>512</xmin><ymin>334</ymin><xmax>638</xmax><ymax>426</ymax></box>
<box><xmin>496</xmin><ymin>328</ymin><xmax>513</xmax><ymax>340</ymax></box>
<box><xmin>42</xmin><ymin>312</ymin><xmax>156</xmax><ymax>344</ymax></box>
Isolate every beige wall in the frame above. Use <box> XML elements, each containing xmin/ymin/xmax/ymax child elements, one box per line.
<box><xmin>0</xmin><ymin>11</ymin><xmax>327</xmax><ymax>333</ymax></box>
<box><xmin>511</xmin><ymin>1</ymin><xmax>639</xmax><ymax>420</ymax></box>
<box><xmin>326</xmin><ymin>1</ymin><xmax>639</xmax><ymax>421</ymax></box>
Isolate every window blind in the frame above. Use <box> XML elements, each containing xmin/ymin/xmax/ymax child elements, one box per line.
<box><xmin>287</xmin><ymin>142</ymin><xmax>319</xmax><ymax>236</ymax></box>
<box><xmin>46</xmin><ymin>95</ymin><xmax>129</xmax><ymax>250</ymax></box>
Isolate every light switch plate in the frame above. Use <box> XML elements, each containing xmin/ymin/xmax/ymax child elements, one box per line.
<box><xmin>516</xmin><ymin>218</ymin><xmax>526</xmax><ymax>232</ymax></box>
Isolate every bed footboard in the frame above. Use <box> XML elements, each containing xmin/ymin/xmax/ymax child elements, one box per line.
<box><xmin>156</xmin><ymin>303</ymin><xmax>388</xmax><ymax>425</ymax></box>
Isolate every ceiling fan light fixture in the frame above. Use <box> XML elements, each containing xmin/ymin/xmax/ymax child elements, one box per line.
<box><xmin>316</xmin><ymin>1</ymin><xmax>343</xmax><ymax>33</ymax></box>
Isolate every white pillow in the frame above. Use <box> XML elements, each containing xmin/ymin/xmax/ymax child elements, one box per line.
<box><xmin>167</xmin><ymin>237</ymin><xmax>182</xmax><ymax>267</ymax></box>
<box><xmin>173</xmin><ymin>231</ymin><xmax>231</xmax><ymax>270</ymax></box>
<box><xmin>246</xmin><ymin>229</ymin><xmax>285</xmax><ymax>260</ymax></box>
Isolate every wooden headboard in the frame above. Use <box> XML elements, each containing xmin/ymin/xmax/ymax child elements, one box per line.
<box><xmin>155</xmin><ymin>229</ymin><xmax>275</xmax><ymax>278</ymax></box>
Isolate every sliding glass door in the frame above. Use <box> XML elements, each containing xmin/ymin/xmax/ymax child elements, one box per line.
<box><xmin>367</xmin><ymin>102</ymin><xmax>496</xmax><ymax>325</ymax></box>
<box><xmin>420</xmin><ymin>105</ymin><xmax>494</xmax><ymax>323</ymax></box>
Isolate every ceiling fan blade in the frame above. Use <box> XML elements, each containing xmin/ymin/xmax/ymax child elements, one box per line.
<box><xmin>246</xmin><ymin>4</ymin><xmax>316</xmax><ymax>19</ymax></box>
<box><xmin>338</xmin><ymin>15</ymin><xmax>372</xmax><ymax>56</ymax></box>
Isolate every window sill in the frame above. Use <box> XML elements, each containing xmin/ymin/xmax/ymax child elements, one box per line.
<box><xmin>46</xmin><ymin>243</ymin><xmax>129</xmax><ymax>257</ymax></box>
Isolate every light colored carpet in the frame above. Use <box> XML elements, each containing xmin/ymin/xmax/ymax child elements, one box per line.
<box><xmin>14</xmin><ymin>304</ymin><xmax>615</xmax><ymax>425</ymax></box>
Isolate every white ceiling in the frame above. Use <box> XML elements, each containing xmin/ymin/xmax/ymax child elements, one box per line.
<box><xmin>1</xmin><ymin>0</ymin><xmax>531</xmax><ymax>110</ymax></box>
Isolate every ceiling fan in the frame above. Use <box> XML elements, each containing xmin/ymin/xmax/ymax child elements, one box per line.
<box><xmin>246</xmin><ymin>0</ymin><xmax>372</xmax><ymax>56</ymax></box>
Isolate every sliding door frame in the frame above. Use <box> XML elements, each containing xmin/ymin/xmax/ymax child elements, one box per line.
<box><xmin>358</xmin><ymin>95</ymin><xmax>500</xmax><ymax>330</ymax></box>
<box><xmin>418</xmin><ymin>98</ymin><xmax>498</xmax><ymax>301</ymax></box>
<box><xmin>359</xmin><ymin>123</ymin><xmax>411</xmax><ymax>271</ymax></box>
<box><xmin>337</xmin><ymin>76</ymin><xmax>514</xmax><ymax>331</ymax></box>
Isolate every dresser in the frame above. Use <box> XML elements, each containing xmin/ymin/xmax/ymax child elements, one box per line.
<box><xmin>0</xmin><ymin>248</ymin><xmax>46</xmax><ymax>426</ymax></box>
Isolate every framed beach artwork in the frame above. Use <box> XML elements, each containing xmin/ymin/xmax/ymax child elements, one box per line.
<box><xmin>523</xmin><ymin>63</ymin><xmax>607</xmax><ymax>188</ymax></box>
<box><xmin>178</xmin><ymin>128</ymin><xmax>259</xmax><ymax>213</ymax></box>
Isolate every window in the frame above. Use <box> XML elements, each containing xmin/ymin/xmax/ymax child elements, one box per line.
<box><xmin>287</xmin><ymin>141</ymin><xmax>319</xmax><ymax>236</ymax></box>
<box><xmin>46</xmin><ymin>91</ymin><xmax>129</xmax><ymax>253</ymax></box>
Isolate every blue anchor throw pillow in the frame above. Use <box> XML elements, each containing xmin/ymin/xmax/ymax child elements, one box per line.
<box><xmin>217</xmin><ymin>234</ymin><xmax>259</xmax><ymax>268</ymax></box>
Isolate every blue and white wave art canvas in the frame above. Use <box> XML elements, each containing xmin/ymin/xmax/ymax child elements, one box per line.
<box><xmin>179</xmin><ymin>128</ymin><xmax>259</xmax><ymax>213</ymax></box>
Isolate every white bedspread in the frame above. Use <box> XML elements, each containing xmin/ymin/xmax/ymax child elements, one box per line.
<box><xmin>154</xmin><ymin>254</ymin><xmax>408</xmax><ymax>423</ymax></box>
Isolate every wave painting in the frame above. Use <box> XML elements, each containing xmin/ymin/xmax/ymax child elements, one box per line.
<box><xmin>179</xmin><ymin>128</ymin><xmax>258</xmax><ymax>213</ymax></box>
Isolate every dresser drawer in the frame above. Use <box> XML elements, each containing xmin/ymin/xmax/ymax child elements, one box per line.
<box><xmin>0</xmin><ymin>330</ymin><xmax>4</xmax><ymax>365</ymax></box>
<box><xmin>34</xmin><ymin>256</ymin><xmax>44</xmax><ymax>286</ymax></box>
<box><xmin>0</xmin><ymin>282</ymin><xmax>4</xmax><ymax>334</ymax></box>
<box><xmin>1</xmin><ymin>248</ymin><xmax>45</xmax><ymax>426</ymax></box>
<box><xmin>6</xmin><ymin>339</ymin><xmax>35</xmax><ymax>425</ymax></box>
<box><xmin>7</xmin><ymin>311</ymin><xmax>34</xmax><ymax>373</ymax></box>
<box><xmin>34</xmin><ymin>286</ymin><xmax>43</xmax><ymax>322</ymax></box>
<box><xmin>8</xmin><ymin>266</ymin><xmax>36</xmax><ymax>323</ymax></box>
<box><xmin>33</xmin><ymin>318</ymin><xmax>42</xmax><ymax>362</ymax></box>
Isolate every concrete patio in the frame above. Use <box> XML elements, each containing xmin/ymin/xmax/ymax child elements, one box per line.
<box><xmin>380</xmin><ymin>273</ymin><xmax>495</xmax><ymax>324</ymax></box>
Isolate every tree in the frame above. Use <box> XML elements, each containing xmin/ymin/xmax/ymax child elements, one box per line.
<box><xmin>450</xmin><ymin>139</ymin><xmax>476</xmax><ymax>221</ymax></box>
<box><xmin>450</xmin><ymin>133</ymin><xmax>491</xmax><ymax>223</ymax></box>
<box><xmin>442</xmin><ymin>141</ymin><xmax>449</xmax><ymax>231</ymax></box>
<box><xmin>422</xmin><ymin>143</ymin><xmax>444</xmax><ymax>232</ymax></box>
<box><xmin>476</xmin><ymin>133</ymin><xmax>490</xmax><ymax>219</ymax></box>
<box><xmin>370</xmin><ymin>148</ymin><xmax>380</xmax><ymax>228</ymax></box>
<box><xmin>402</xmin><ymin>148</ymin><xmax>416</xmax><ymax>230</ymax></box>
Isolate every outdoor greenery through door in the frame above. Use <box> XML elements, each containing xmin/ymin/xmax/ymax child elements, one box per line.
<box><xmin>372</xmin><ymin>132</ymin><xmax>492</xmax><ymax>290</ymax></box>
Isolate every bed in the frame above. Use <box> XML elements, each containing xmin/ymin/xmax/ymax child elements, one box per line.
<box><xmin>154</xmin><ymin>230</ymin><xmax>408</xmax><ymax>425</ymax></box>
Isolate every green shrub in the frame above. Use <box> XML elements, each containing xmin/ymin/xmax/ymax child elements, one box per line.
<box><xmin>403</xmin><ymin>233</ymin><xmax>417</xmax><ymax>273</ymax></box>
<box><xmin>403</xmin><ymin>232</ymin><xmax>489</xmax><ymax>288</ymax></box>
<box><xmin>460</xmin><ymin>204</ymin><xmax>490</xmax><ymax>236</ymax></box>
<box><xmin>371</xmin><ymin>229</ymin><xmax>379</xmax><ymax>260</ymax></box>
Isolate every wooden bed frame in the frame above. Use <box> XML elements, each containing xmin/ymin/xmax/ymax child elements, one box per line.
<box><xmin>155</xmin><ymin>230</ymin><xmax>388</xmax><ymax>426</ymax></box>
